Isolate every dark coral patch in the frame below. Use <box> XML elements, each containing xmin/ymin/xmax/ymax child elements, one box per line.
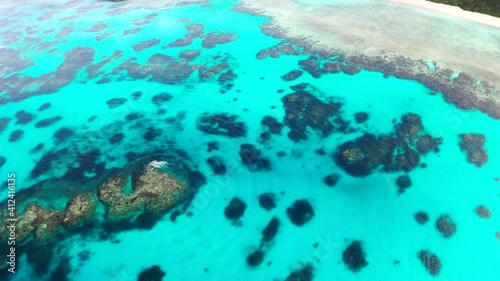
<box><xmin>324</xmin><ymin>173</ymin><xmax>340</xmax><ymax>187</ymax></box>
<box><xmin>125</xmin><ymin>112</ymin><xmax>143</xmax><ymax>121</ymax></box>
<box><xmin>256</xmin><ymin>41</ymin><xmax>302</xmax><ymax>60</ymax></box>
<box><xmin>333</xmin><ymin>114</ymin><xmax>441</xmax><ymax>177</ymax></box>
<box><xmin>0</xmin><ymin>117</ymin><xmax>11</xmax><ymax>133</ymax></box>
<box><xmin>282</xmin><ymin>69</ymin><xmax>303</xmax><ymax>81</ymax></box>
<box><xmin>418</xmin><ymin>250</ymin><xmax>441</xmax><ymax>276</ymax></box>
<box><xmin>30</xmin><ymin>143</ymin><xmax>44</xmax><ymax>153</ymax></box>
<box><xmin>246</xmin><ymin>250</ymin><xmax>265</xmax><ymax>267</ymax></box>
<box><xmin>342</xmin><ymin>241</ymin><xmax>368</xmax><ymax>272</ymax></box>
<box><xmin>9</xmin><ymin>129</ymin><xmax>23</xmax><ymax>142</ymax></box>
<box><xmin>53</xmin><ymin>127</ymin><xmax>74</xmax><ymax>143</ymax></box>
<box><xmin>262</xmin><ymin>216</ymin><xmax>280</xmax><ymax>242</ymax></box>
<box><xmin>15</xmin><ymin>110</ymin><xmax>35</xmax><ymax>125</ymax></box>
<box><xmin>112</xmin><ymin>54</ymin><xmax>195</xmax><ymax>84</ymax></box>
<box><xmin>138</xmin><ymin>265</ymin><xmax>166</xmax><ymax>281</ymax></box>
<box><xmin>30</xmin><ymin>149</ymin><xmax>66</xmax><ymax>178</ymax></box>
<box><xmin>414</xmin><ymin>211</ymin><xmax>429</xmax><ymax>225</ymax></box>
<box><xmin>152</xmin><ymin>93</ymin><xmax>172</xmax><ymax>106</ymax></box>
<box><xmin>206</xmin><ymin>156</ymin><xmax>226</xmax><ymax>175</ymax></box>
<box><xmin>85</xmin><ymin>22</ymin><xmax>108</xmax><ymax>33</ymax></box>
<box><xmin>123</xmin><ymin>28</ymin><xmax>141</xmax><ymax>36</ymax></box>
<box><xmin>185</xmin><ymin>23</ymin><xmax>204</xmax><ymax>32</ymax></box>
<box><xmin>239</xmin><ymin>144</ymin><xmax>271</xmax><ymax>172</ymax></box>
<box><xmin>224</xmin><ymin>197</ymin><xmax>247</xmax><ymax>223</ymax></box>
<box><xmin>284</xmin><ymin>265</ymin><xmax>314</xmax><ymax>281</ymax></box>
<box><xmin>354</xmin><ymin>112</ymin><xmax>369</xmax><ymax>124</ymax></box>
<box><xmin>202</xmin><ymin>32</ymin><xmax>238</xmax><ymax>49</ymax></box>
<box><xmin>132</xmin><ymin>39</ymin><xmax>161</xmax><ymax>52</ymax></box>
<box><xmin>50</xmin><ymin>257</ymin><xmax>71</xmax><ymax>281</ymax></box>
<box><xmin>396</xmin><ymin>175</ymin><xmax>412</xmax><ymax>195</ymax></box>
<box><xmin>64</xmin><ymin>149</ymin><xmax>105</xmax><ymax>183</ymax></box>
<box><xmin>197</xmin><ymin>112</ymin><xmax>247</xmax><ymax>137</ymax></box>
<box><xmin>179</xmin><ymin>50</ymin><xmax>200</xmax><ymax>60</ymax></box>
<box><xmin>132</xmin><ymin>91</ymin><xmax>142</xmax><ymax>100</ymax></box>
<box><xmin>35</xmin><ymin>116</ymin><xmax>62</xmax><ymax>128</ymax></box>
<box><xmin>475</xmin><ymin>205</ymin><xmax>491</xmax><ymax>219</ymax></box>
<box><xmin>143</xmin><ymin>126</ymin><xmax>162</xmax><ymax>141</ymax></box>
<box><xmin>165</xmin><ymin>37</ymin><xmax>193</xmax><ymax>48</ymax></box>
<box><xmin>259</xmin><ymin>193</ymin><xmax>277</xmax><ymax>211</ymax></box>
<box><xmin>207</xmin><ymin>141</ymin><xmax>219</xmax><ymax>152</ymax></box>
<box><xmin>281</xmin><ymin>85</ymin><xmax>347</xmax><ymax>142</ymax></box>
<box><xmin>286</xmin><ymin>199</ymin><xmax>314</xmax><ymax>227</ymax></box>
<box><xmin>459</xmin><ymin>133</ymin><xmax>488</xmax><ymax>167</ymax></box>
<box><xmin>261</xmin><ymin>116</ymin><xmax>284</xmax><ymax>134</ymax></box>
<box><xmin>106</xmin><ymin>98</ymin><xmax>127</xmax><ymax>109</ymax></box>
<box><xmin>0</xmin><ymin>156</ymin><xmax>5</xmax><ymax>169</ymax></box>
<box><xmin>436</xmin><ymin>214</ymin><xmax>457</xmax><ymax>238</ymax></box>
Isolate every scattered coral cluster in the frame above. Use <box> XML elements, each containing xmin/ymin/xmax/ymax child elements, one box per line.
<box><xmin>334</xmin><ymin>114</ymin><xmax>442</xmax><ymax>177</ymax></box>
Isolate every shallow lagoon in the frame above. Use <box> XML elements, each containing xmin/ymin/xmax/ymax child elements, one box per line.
<box><xmin>0</xmin><ymin>0</ymin><xmax>499</xmax><ymax>280</ymax></box>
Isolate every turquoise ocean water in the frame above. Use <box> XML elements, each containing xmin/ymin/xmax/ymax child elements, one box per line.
<box><xmin>0</xmin><ymin>0</ymin><xmax>499</xmax><ymax>280</ymax></box>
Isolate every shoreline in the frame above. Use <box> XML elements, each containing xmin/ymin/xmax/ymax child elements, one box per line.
<box><xmin>391</xmin><ymin>0</ymin><xmax>500</xmax><ymax>29</ymax></box>
<box><xmin>236</xmin><ymin>0</ymin><xmax>500</xmax><ymax>118</ymax></box>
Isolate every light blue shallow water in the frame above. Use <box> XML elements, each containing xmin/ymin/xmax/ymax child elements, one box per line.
<box><xmin>0</xmin><ymin>0</ymin><xmax>499</xmax><ymax>280</ymax></box>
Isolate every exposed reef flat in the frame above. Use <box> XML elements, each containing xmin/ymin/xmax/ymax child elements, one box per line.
<box><xmin>236</xmin><ymin>0</ymin><xmax>500</xmax><ymax>118</ymax></box>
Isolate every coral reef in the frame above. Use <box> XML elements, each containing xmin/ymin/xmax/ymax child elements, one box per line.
<box><xmin>239</xmin><ymin>144</ymin><xmax>272</xmax><ymax>172</ymax></box>
<box><xmin>106</xmin><ymin>98</ymin><xmax>127</xmax><ymax>109</ymax></box>
<box><xmin>475</xmin><ymin>205</ymin><xmax>491</xmax><ymax>219</ymax></box>
<box><xmin>132</xmin><ymin>39</ymin><xmax>161</xmax><ymax>52</ymax></box>
<box><xmin>0</xmin><ymin>193</ymin><xmax>96</xmax><ymax>244</ymax></box>
<box><xmin>281</xmin><ymin>84</ymin><xmax>348</xmax><ymax>142</ymax></box>
<box><xmin>35</xmin><ymin>116</ymin><xmax>62</xmax><ymax>128</ymax></box>
<box><xmin>286</xmin><ymin>199</ymin><xmax>315</xmax><ymax>227</ymax></box>
<box><xmin>414</xmin><ymin>211</ymin><xmax>430</xmax><ymax>225</ymax></box>
<box><xmin>224</xmin><ymin>197</ymin><xmax>247</xmax><ymax>224</ymax></box>
<box><xmin>342</xmin><ymin>241</ymin><xmax>368</xmax><ymax>272</ymax></box>
<box><xmin>284</xmin><ymin>264</ymin><xmax>314</xmax><ymax>281</ymax></box>
<box><xmin>282</xmin><ymin>69</ymin><xmax>303</xmax><ymax>81</ymax></box>
<box><xmin>459</xmin><ymin>133</ymin><xmax>488</xmax><ymax>167</ymax></box>
<box><xmin>246</xmin><ymin>250</ymin><xmax>265</xmax><ymax>267</ymax></box>
<box><xmin>206</xmin><ymin>156</ymin><xmax>226</xmax><ymax>175</ymax></box>
<box><xmin>138</xmin><ymin>265</ymin><xmax>166</xmax><ymax>281</ymax></box>
<box><xmin>38</xmin><ymin>102</ymin><xmax>51</xmax><ymax>111</ymax></box>
<box><xmin>15</xmin><ymin>110</ymin><xmax>35</xmax><ymax>125</ymax></box>
<box><xmin>334</xmin><ymin>114</ymin><xmax>441</xmax><ymax>177</ymax></box>
<box><xmin>323</xmin><ymin>173</ymin><xmax>340</xmax><ymax>187</ymax></box>
<box><xmin>197</xmin><ymin>112</ymin><xmax>247</xmax><ymax>137</ymax></box>
<box><xmin>0</xmin><ymin>117</ymin><xmax>11</xmax><ymax>133</ymax></box>
<box><xmin>354</xmin><ymin>112</ymin><xmax>369</xmax><ymax>124</ymax></box>
<box><xmin>201</xmin><ymin>32</ymin><xmax>238</xmax><ymax>49</ymax></box>
<box><xmin>258</xmin><ymin>192</ymin><xmax>277</xmax><ymax>211</ymax></box>
<box><xmin>261</xmin><ymin>216</ymin><xmax>280</xmax><ymax>242</ymax></box>
<box><xmin>418</xmin><ymin>250</ymin><xmax>441</xmax><ymax>276</ymax></box>
<box><xmin>151</xmin><ymin>93</ymin><xmax>172</xmax><ymax>106</ymax></box>
<box><xmin>436</xmin><ymin>214</ymin><xmax>457</xmax><ymax>238</ymax></box>
<box><xmin>396</xmin><ymin>175</ymin><xmax>412</xmax><ymax>195</ymax></box>
<box><xmin>8</xmin><ymin>129</ymin><xmax>23</xmax><ymax>142</ymax></box>
<box><xmin>98</xmin><ymin>166</ymin><xmax>191</xmax><ymax>219</ymax></box>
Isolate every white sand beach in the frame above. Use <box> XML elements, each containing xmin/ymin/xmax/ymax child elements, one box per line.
<box><xmin>391</xmin><ymin>0</ymin><xmax>500</xmax><ymax>29</ymax></box>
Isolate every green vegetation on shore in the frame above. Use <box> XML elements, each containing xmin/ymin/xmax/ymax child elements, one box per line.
<box><xmin>428</xmin><ymin>0</ymin><xmax>500</xmax><ymax>17</ymax></box>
